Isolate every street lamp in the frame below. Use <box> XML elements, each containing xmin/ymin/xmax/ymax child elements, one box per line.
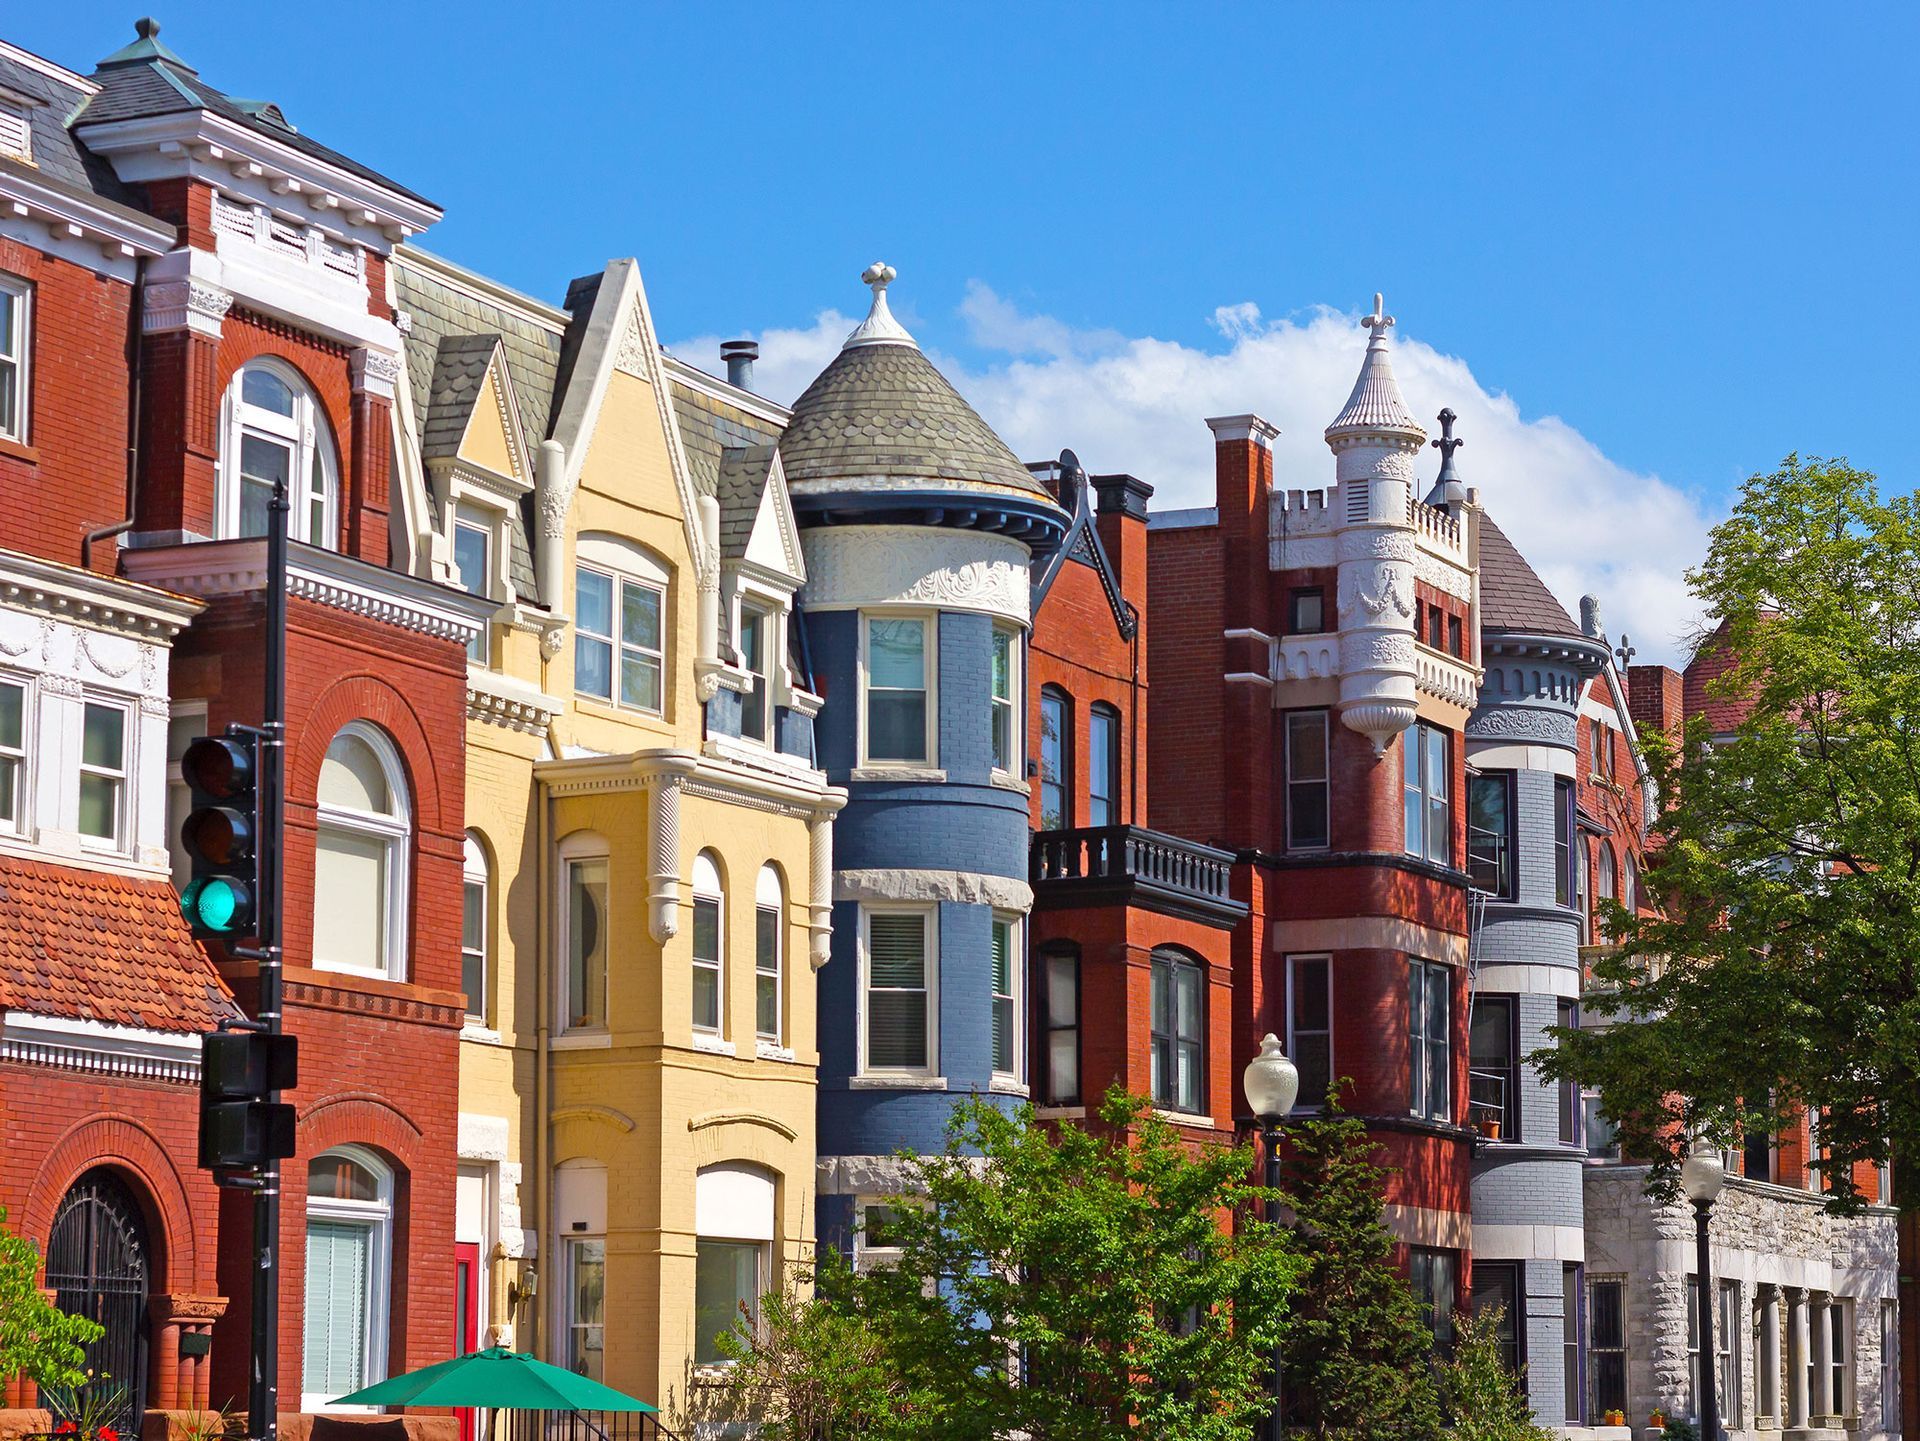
<box><xmin>1244</xmin><ymin>1034</ymin><xmax>1300</xmax><ymax>1441</ymax></box>
<box><xmin>1680</xmin><ymin>1139</ymin><xmax>1727</xmax><ymax>1441</ymax></box>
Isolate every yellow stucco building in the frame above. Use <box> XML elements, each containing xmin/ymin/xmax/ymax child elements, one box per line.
<box><xmin>387</xmin><ymin>246</ymin><xmax>840</xmax><ymax>1418</ymax></box>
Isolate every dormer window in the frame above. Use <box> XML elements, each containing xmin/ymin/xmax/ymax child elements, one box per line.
<box><xmin>738</xmin><ymin>602</ymin><xmax>771</xmax><ymax>743</ymax></box>
<box><xmin>0</xmin><ymin>98</ymin><xmax>32</xmax><ymax>165</ymax></box>
<box><xmin>218</xmin><ymin>361</ymin><xmax>339</xmax><ymax>547</ymax></box>
<box><xmin>451</xmin><ymin>505</ymin><xmax>494</xmax><ymax>664</ymax></box>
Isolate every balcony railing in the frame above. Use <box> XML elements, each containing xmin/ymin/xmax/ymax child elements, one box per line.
<box><xmin>1030</xmin><ymin>825</ymin><xmax>1247</xmax><ymax>927</ymax></box>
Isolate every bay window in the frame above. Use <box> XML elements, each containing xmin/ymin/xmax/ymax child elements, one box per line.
<box><xmin>1589</xmin><ymin>1277</ymin><xmax>1628</xmax><ymax>1418</ymax></box>
<box><xmin>1403</xmin><ymin>723</ymin><xmax>1451</xmax><ymax>866</ymax></box>
<box><xmin>694</xmin><ymin>1164</ymin><xmax>775</xmax><ymax>1365</ymax></box>
<box><xmin>462</xmin><ymin>832</ymin><xmax>490</xmax><ymax>1026</ymax></box>
<box><xmin>1466</xmin><ymin>770</ymin><xmax>1512</xmax><ymax>897</ymax></box>
<box><xmin>1409</xmin><ymin>958</ymin><xmax>1451</xmax><ymax>1122</ymax></box>
<box><xmin>990</xmin><ymin>626</ymin><xmax>1017</xmax><ymax>774</ymax></box>
<box><xmin>863</xmin><ymin>615</ymin><xmax>932</xmax><ymax>764</ymax></box>
<box><xmin>991</xmin><ymin>913</ymin><xmax>1020</xmax><ymax>1081</ymax></box>
<box><xmin>1471</xmin><ymin>1261</ymin><xmax>1522</xmax><ymax>1374</ymax></box>
<box><xmin>1409</xmin><ymin>1247</ymin><xmax>1458</xmax><ymax>1353</ymax></box>
<box><xmin>560</xmin><ymin>846</ymin><xmax>609</xmax><ymax>1032</ymax></box>
<box><xmin>1285</xmin><ymin>710</ymin><xmax>1330</xmax><ymax>850</ymax></box>
<box><xmin>1040</xmin><ymin>946</ymin><xmax>1080</xmax><ymax>1105</ymax></box>
<box><xmin>313</xmin><ymin>725</ymin><xmax>410</xmax><ymax>978</ymax></box>
<box><xmin>862</xmin><ymin>908</ymin><xmax>933</xmax><ymax>1075</ymax></box>
<box><xmin>1554</xmin><ymin>777</ymin><xmax>1576</xmax><ymax>907</ymax></box>
<box><xmin>1286</xmin><ymin>955</ymin><xmax>1331</xmax><ymax>1111</ymax></box>
<box><xmin>756</xmin><ymin>864</ymin><xmax>783</xmax><ymax>1044</ymax></box>
<box><xmin>1467</xmin><ymin>993</ymin><xmax>1516</xmax><ymax>1139</ymax></box>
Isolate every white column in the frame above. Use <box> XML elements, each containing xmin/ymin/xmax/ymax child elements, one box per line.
<box><xmin>807</xmin><ymin>810</ymin><xmax>834</xmax><ymax>970</ymax></box>
<box><xmin>1759</xmin><ymin>1285</ymin><xmax>1781</xmax><ymax>1427</ymax></box>
<box><xmin>647</xmin><ymin>774</ymin><xmax>683</xmax><ymax>942</ymax></box>
<box><xmin>1785</xmin><ymin>1287</ymin><xmax>1809</xmax><ymax>1430</ymax></box>
<box><xmin>1809</xmin><ymin>1292</ymin><xmax>1833</xmax><ymax>1422</ymax></box>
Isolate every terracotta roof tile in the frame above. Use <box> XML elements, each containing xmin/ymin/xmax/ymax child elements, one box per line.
<box><xmin>0</xmin><ymin>855</ymin><xmax>235</xmax><ymax>1033</ymax></box>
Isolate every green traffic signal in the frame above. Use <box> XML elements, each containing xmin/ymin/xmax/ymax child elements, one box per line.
<box><xmin>181</xmin><ymin>874</ymin><xmax>251</xmax><ymax>935</ymax></box>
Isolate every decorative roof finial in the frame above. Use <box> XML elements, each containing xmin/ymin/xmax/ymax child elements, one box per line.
<box><xmin>1422</xmin><ymin>407</ymin><xmax>1468</xmax><ymax>508</ymax></box>
<box><xmin>1616</xmin><ymin>634</ymin><xmax>1637</xmax><ymax>670</ymax></box>
<box><xmin>1362</xmin><ymin>292</ymin><xmax>1395</xmax><ymax>341</ymax></box>
<box><xmin>843</xmin><ymin>262</ymin><xmax>916</xmax><ymax>350</ymax></box>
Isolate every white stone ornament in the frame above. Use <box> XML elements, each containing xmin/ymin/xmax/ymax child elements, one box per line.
<box><xmin>843</xmin><ymin>262</ymin><xmax>916</xmax><ymax>349</ymax></box>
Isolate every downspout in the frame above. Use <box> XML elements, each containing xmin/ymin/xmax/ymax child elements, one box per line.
<box><xmin>1126</xmin><ymin>602</ymin><xmax>1141</xmax><ymax>824</ymax></box>
<box><xmin>82</xmin><ymin>255</ymin><xmax>146</xmax><ymax>569</ymax></box>
<box><xmin>533</xmin><ymin>774</ymin><xmax>553</xmax><ymax>1358</ymax></box>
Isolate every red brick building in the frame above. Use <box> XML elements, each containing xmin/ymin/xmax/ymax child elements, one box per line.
<box><xmin>0</xmin><ymin>20</ymin><xmax>484</xmax><ymax>1438</ymax></box>
<box><xmin>1026</xmin><ymin>457</ymin><xmax>1245</xmax><ymax>1141</ymax></box>
<box><xmin>1144</xmin><ymin>302</ymin><xmax>1482</xmax><ymax>1316</ymax></box>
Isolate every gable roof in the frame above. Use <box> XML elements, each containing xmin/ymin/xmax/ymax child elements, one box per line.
<box><xmin>73</xmin><ymin>22</ymin><xmax>432</xmax><ymax>208</ymax></box>
<box><xmin>1478</xmin><ymin>510</ymin><xmax>1581</xmax><ymax>638</ymax></box>
<box><xmin>393</xmin><ymin>249</ymin><xmax>564</xmax><ymax>606</ymax></box>
<box><xmin>0</xmin><ymin>855</ymin><xmax>237</xmax><ymax>1033</ymax></box>
<box><xmin>669</xmin><ymin>379</ymin><xmax>786</xmax><ymax>560</ymax></box>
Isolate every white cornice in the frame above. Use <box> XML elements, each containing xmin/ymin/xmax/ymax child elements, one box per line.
<box><xmin>75</xmin><ymin>110</ymin><xmax>441</xmax><ymax>248</ymax></box>
<box><xmin>0</xmin><ymin>168</ymin><xmax>175</xmax><ymax>266</ymax></box>
<box><xmin>1205</xmin><ymin>413</ymin><xmax>1280</xmax><ymax>447</ymax></box>
<box><xmin>0</xmin><ymin>42</ymin><xmax>97</xmax><ymax>95</ymax></box>
<box><xmin>467</xmin><ymin>668</ymin><xmax>563</xmax><ymax>735</ymax></box>
<box><xmin>120</xmin><ymin>537</ymin><xmax>491</xmax><ymax>644</ymax></box>
<box><xmin>2</xmin><ymin>1011</ymin><xmax>202</xmax><ymax>1084</ymax></box>
<box><xmin>0</xmin><ymin>546</ymin><xmax>202</xmax><ymax>639</ymax></box>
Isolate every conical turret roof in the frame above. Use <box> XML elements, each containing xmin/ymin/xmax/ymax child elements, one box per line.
<box><xmin>778</xmin><ymin>265</ymin><xmax>1056</xmax><ymax>502</ymax></box>
<box><xmin>1326</xmin><ymin>294</ymin><xmax>1425</xmax><ymax>443</ymax></box>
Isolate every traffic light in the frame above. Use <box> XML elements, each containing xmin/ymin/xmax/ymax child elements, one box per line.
<box><xmin>179</xmin><ymin>731</ymin><xmax>260</xmax><ymax>942</ymax></box>
<box><xmin>199</xmin><ymin>1031</ymin><xmax>297</xmax><ymax>1170</ymax></box>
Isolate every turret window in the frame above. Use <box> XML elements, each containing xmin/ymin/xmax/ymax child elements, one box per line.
<box><xmin>862</xmin><ymin>615</ymin><xmax>932</xmax><ymax>765</ymax></box>
<box><xmin>990</xmin><ymin>626</ymin><xmax>1018</xmax><ymax>774</ymax></box>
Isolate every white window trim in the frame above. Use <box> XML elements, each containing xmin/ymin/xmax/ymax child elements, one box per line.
<box><xmin>164</xmin><ymin>700</ymin><xmax>208</xmax><ymax>888</ymax></box>
<box><xmin>755</xmin><ymin>865</ymin><xmax>783</xmax><ymax>1045</ymax></box>
<box><xmin>217</xmin><ymin>358</ymin><xmax>341</xmax><ymax>548</ymax></box>
<box><xmin>574</xmin><ymin>562</ymin><xmax>667</xmax><ymax>716</ymax></box>
<box><xmin>450</xmin><ymin>503</ymin><xmax>500</xmax><ymax>667</ymax></box>
<box><xmin>0</xmin><ymin>669</ymin><xmax>33</xmax><ymax>838</ymax></box>
<box><xmin>729</xmin><ymin>578</ymin><xmax>790</xmax><ymax>747</ymax></box>
<box><xmin>859</xmin><ymin>610</ymin><xmax>937</xmax><ymax>769</ymax></box>
<box><xmin>990</xmin><ymin>910</ymin><xmax>1022</xmax><ymax>1084</ymax></box>
<box><xmin>858</xmin><ymin>904</ymin><xmax>938</xmax><ymax>1080</ymax></box>
<box><xmin>77</xmin><ymin>693</ymin><xmax>132</xmax><ymax>855</ymax></box>
<box><xmin>302</xmin><ymin>1144</ymin><xmax>393</xmax><ymax>1414</ymax></box>
<box><xmin>561</xmin><ymin>1232</ymin><xmax>607</xmax><ymax>1380</ymax></box>
<box><xmin>313</xmin><ymin>722</ymin><xmax>411</xmax><ymax>981</ymax></box>
<box><xmin>0</xmin><ymin>275</ymin><xmax>29</xmax><ymax>444</ymax></box>
<box><xmin>989</xmin><ymin>624</ymin><xmax>1020</xmax><ymax>778</ymax></box>
<box><xmin>692</xmin><ymin>852</ymin><xmax>725</xmax><ymax>1038</ymax></box>
<box><xmin>557</xmin><ymin>837</ymin><xmax>610</xmax><ymax>1036</ymax></box>
<box><xmin>1285</xmin><ymin>953</ymin><xmax>1333</xmax><ymax>1114</ymax></box>
<box><xmin>462</xmin><ymin>832</ymin><xmax>490</xmax><ymax>1027</ymax></box>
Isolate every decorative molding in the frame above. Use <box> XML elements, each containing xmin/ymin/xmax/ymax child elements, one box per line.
<box><xmin>1336</xmin><ymin>527</ymin><xmax>1416</xmax><ymax>563</ymax></box>
<box><xmin>1339</xmin><ymin>565</ymin><xmax>1414</xmax><ymax>622</ymax></box>
<box><xmin>0</xmin><ymin>554</ymin><xmax>201</xmax><ymax>643</ymax></box>
<box><xmin>1466</xmin><ymin>704</ymin><xmax>1578</xmax><ymax>747</ymax></box>
<box><xmin>549</xmin><ymin>1104</ymin><xmax>636</xmax><ymax>1133</ymax></box>
<box><xmin>284</xmin><ymin>978</ymin><xmax>464</xmax><ymax>1027</ymax></box>
<box><xmin>142</xmin><ymin>278</ymin><xmax>233</xmax><ymax>338</ymax></box>
<box><xmin>613</xmin><ymin>307</ymin><xmax>651</xmax><ymax>378</ymax></box>
<box><xmin>350</xmin><ymin>347</ymin><xmax>402</xmax><ymax>401</ymax></box>
<box><xmin>0</xmin><ymin>1011</ymin><xmax>201</xmax><ymax>1084</ymax></box>
<box><xmin>809</xmin><ymin>813</ymin><xmax>834</xmax><ymax>971</ymax></box>
<box><xmin>1204</xmin><ymin>413</ymin><xmax>1280</xmax><ymax>447</ymax></box>
<box><xmin>648</xmin><ymin>775</ymin><xmax>683</xmax><ymax>943</ymax></box>
<box><xmin>800</xmin><ymin>525</ymin><xmax>1032</xmax><ymax>623</ymax></box>
<box><xmin>688</xmin><ymin>1111</ymin><xmax>800</xmax><ymax>1141</ymax></box>
<box><xmin>466</xmin><ymin>671</ymin><xmax>563</xmax><ymax>734</ymax></box>
<box><xmin>1413</xmin><ymin>546</ymin><xmax>1472</xmax><ymax>600</ymax></box>
<box><xmin>834</xmin><ymin>868</ymin><xmax>1033</xmax><ymax>911</ymax></box>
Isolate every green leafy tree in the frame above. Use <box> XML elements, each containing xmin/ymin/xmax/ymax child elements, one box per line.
<box><xmin>1535</xmin><ymin>457</ymin><xmax>1920</xmax><ymax>1419</ymax></box>
<box><xmin>1439</xmin><ymin>1305</ymin><xmax>1554</xmax><ymax>1441</ymax></box>
<box><xmin>1276</xmin><ymin>1098</ymin><xmax>1446</xmax><ymax>1441</ymax></box>
<box><xmin>719</xmin><ymin>1090</ymin><xmax>1301</xmax><ymax>1441</ymax></box>
<box><xmin>0</xmin><ymin>1205</ymin><xmax>103</xmax><ymax>1394</ymax></box>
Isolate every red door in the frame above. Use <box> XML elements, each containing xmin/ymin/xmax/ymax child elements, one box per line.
<box><xmin>455</xmin><ymin>1242</ymin><xmax>481</xmax><ymax>1441</ymax></box>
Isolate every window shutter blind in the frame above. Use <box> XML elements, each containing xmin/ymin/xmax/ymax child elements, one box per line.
<box><xmin>0</xmin><ymin>107</ymin><xmax>29</xmax><ymax>161</ymax></box>
<box><xmin>867</xmin><ymin>914</ymin><xmax>927</xmax><ymax>1068</ymax></box>
<box><xmin>304</xmin><ymin>1219</ymin><xmax>370</xmax><ymax>1395</ymax></box>
<box><xmin>991</xmin><ymin>922</ymin><xmax>1012</xmax><ymax>1072</ymax></box>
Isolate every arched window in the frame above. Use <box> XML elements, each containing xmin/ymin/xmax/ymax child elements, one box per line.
<box><xmin>1039</xmin><ymin>686</ymin><xmax>1072</xmax><ymax>830</ymax></box>
<box><xmin>219</xmin><ymin>360</ymin><xmax>340</xmax><ymax>546</ymax></box>
<box><xmin>304</xmin><ymin>1147</ymin><xmax>392</xmax><ymax>1411</ymax></box>
<box><xmin>1623</xmin><ymin>853</ymin><xmax>1640</xmax><ymax>915</ymax></box>
<box><xmin>692</xmin><ymin>851</ymin><xmax>724</xmax><ymax>1037</ymax></box>
<box><xmin>1596</xmin><ymin>843</ymin><xmax>1617</xmax><ymax>941</ymax></box>
<box><xmin>462</xmin><ymin>832</ymin><xmax>490</xmax><ymax>1027</ymax></box>
<box><xmin>1149</xmin><ymin>948</ymin><xmax>1204</xmax><ymax>1114</ymax></box>
<box><xmin>694</xmin><ymin>1162</ymin><xmax>775</xmax><ymax>1364</ymax></box>
<box><xmin>558</xmin><ymin>833</ymin><xmax>608</xmax><ymax>1033</ymax></box>
<box><xmin>314</xmin><ymin>724</ymin><xmax>410</xmax><ymax>978</ymax></box>
<box><xmin>755</xmin><ymin>864</ymin><xmax>783</xmax><ymax>1045</ymax></box>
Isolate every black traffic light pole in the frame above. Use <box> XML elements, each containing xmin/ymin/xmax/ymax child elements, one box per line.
<box><xmin>246</xmin><ymin>474</ymin><xmax>289</xmax><ymax>1441</ymax></box>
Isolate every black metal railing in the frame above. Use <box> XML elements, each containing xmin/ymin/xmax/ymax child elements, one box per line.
<box><xmin>1030</xmin><ymin>826</ymin><xmax>1245</xmax><ymax>924</ymax></box>
<box><xmin>493</xmin><ymin>1409</ymin><xmax>684</xmax><ymax>1441</ymax></box>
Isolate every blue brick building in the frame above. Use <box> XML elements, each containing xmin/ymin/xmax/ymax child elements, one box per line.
<box><xmin>776</xmin><ymin>265</ymin><xmax>1066</xmax><ymax>1250</ymax></box>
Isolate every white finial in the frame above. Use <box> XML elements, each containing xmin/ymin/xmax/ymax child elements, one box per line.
<box><xmin>844</xmin><ymin>261</ymin><xmax>916</xmax><ymax>349</ymax></box>
<box><xmin>1363</xmin><ymin>292</ymin><xmax>1395</xmax><ymax>338</ymax></box>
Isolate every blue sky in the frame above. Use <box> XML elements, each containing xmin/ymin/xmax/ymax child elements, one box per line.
<box><xmin>19</xmin><ymin>4</ymin><xmax>1920</xmax><ymax>659</ymax></box>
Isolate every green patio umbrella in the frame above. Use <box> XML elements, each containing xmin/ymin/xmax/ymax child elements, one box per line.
<box><xmin>329</xmin><ymin>1347</ymin><xmax>658</xmax><ymax>1413</ymax></box>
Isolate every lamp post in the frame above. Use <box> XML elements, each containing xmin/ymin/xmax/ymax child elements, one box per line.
<box><xmin>1680</xmin><ymin>1139</ymin><xmax>1727</xmax><ymax>1441</ymax></box>
<box><xmin>1243</xmin><ymin>1033</ymin><xmax>1300</xmax><ymax>1441</ymax></box>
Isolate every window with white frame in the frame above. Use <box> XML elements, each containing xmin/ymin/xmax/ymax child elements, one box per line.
<box><xmin>1040</xmin><ymin>946</ymin><xmax>1080</xmax><ymax>1105</ymax></box>
<box><xmin>1150</xmin><ymin>948</ymin><xmax>1204</xmax><ymax>1114</ymax></box>
<box><xmin>303</xmin><ymin>1146</ymin><xmax>392</xmax><ymax>1410</ymax></box>
<box><xmin>451</xmin><ymin>506</ymin><xmax>493</xmax><ymax>665</ymax></box>
<box><xmin>1686</xmin><ymin>1277</ymin><xmax>1739</xmax><ymax>1426</ymax></box>
<box><xmin>692</xmin><ymin>851</ymin><xmax>724</xmax><ymax>1036</ymax></box>
<box><xmin>0</xmin><ymin>276</ymin><xmax>28</xmax><ymax>443</ymax></box>
<box><xmin>559</xmin><ymin>842</ymin><xmax>608</xmax><ymax>1033</ymax></box>
<box><xmin>1403</xmin><ymin>722</ymin><xmax>1451</xmax><ymax>866</ymax></box>
<box><xmin>165</xmin><ymin>704</ymin><xmax>207</xmax><ymax>886</ymax></box>
<box><xmin>219</xmin><ymin>360</ymin><xmax>339</xmax><ymax>547</ymax></box>
<box><xmin>1408</xmin><ymin>958</ymin><xmax>1451</xmax><ymax>1122</ymax></box>
<box><xmin>862</xmin><ymin>908</ymin><xmax>933</xmax><ymax>1075</ymax></box>
<box><xmin>1595</xmin><ymin>843</ymin><xmax>1616</xmax><ymax>941</ymax></box>
<box><xmin>1881</xmin><ymin>1301</ymin><xmax>1898</xmax><ymax>1427</ymax></box>
<box><xmin>573</xmin><ymin>538</ymin><xmax>669</xmax><ymax>714</ymax></box>
<box><xmin>990</xmin><ymin>626</ymin><xmax>1017</xmax><ymax>774</ymax></box>
<box><xmin>854</xmin><ymin>1199</ymin><xmax>912</xmax><ymax>1272</ymax></box>
<box><xmin>863</xmin><ymin>614</ymin><xmax>932</xmax><ymax>765</ymax></box>
<box><xmin>1287</xmin><ymin>955</ymin><xmax>1332</xmax><ymax>1111</ymax></box>
<box><xmin>755</xmin><ymin>865</ymin><xmax>782</xmax><ymax>1044</ymax></box>
<box><xmin>738</xmin><ymin>602</ymin><xmax>773</xmax><ymax>744</ymax></box>
<box><xmin>313</xmin><ymin>725</ymin><xmax>410</xmax><ymax>977</ymax></box>
<box><xmin>77</xmin><ymin>698</ymin><xmax>129</xmax><ymax>847</ymax></box>
<box><xmin>694</xmin><ymin>1163</ymin><xmax>775</xmax><ymax>1365</ymax></box>
<box><xmin>0</xmin><ymin>675</ymin><xmax>27</xmax><ymax>834</ymax></box>
<box><xmin>462</xmin><ymin>832</ymin><xmax>490</xmax><ymax>1026</ymax></box>
<box><xmin>991</xmin><ymin>912</ymin><xmax>1021</xmax><ymax>1082</ymax></box>
<box><xmin>553</xmin><ymin>1160</ymin><xmax>607</xmax><ymax>1381</ymax></box>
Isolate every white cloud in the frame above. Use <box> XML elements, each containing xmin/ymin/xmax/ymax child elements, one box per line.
<box><xmin>670</xmin><ymin>288</ymin><xmax>1714</xmax><ymax>666</ymax></box>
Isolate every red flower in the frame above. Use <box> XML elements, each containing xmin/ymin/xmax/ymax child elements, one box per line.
<box><xmin>55</xmin><ymin>1422</ymin><xmax>77</xmax><ymax>1434</ymax></box>
<box><xmin>98</xmin><ymin>1427</ymin><xmax>118</xmax><ymax>1441</ymax></box>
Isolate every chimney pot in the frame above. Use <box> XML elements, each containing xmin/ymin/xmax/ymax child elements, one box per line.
<box><xmin>721</xmin><ymin>339</ymin><xmax>759</xmax><ymax>392</ymax></box>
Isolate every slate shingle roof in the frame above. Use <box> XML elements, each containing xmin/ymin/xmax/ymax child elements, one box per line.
<box><xmin>778</xmin><ymin>342</ymin><xmax>1053</xmax><ymax>501</ymax></box>
<box><xmin>73</xmin><ymin>30</ymin><xmax>433</xmax><ymax>208</ymax></box>
<box><xmin>421</xmin><ymin>333</ymin><xmax>502</xmax><ymax>463</ymax></box>
<box><xmin>0</xmin><ymin>51</ymin><xmax>155</xmax><ymax>226</ymax></box>
<box><xmin>669</xmin><ymin>381</ymin><xmax>784</xmax><ymax>559</ymax></box>
<box><xmin>0</xmin><ymin>855</ymin><xmax>236</xmax><ymax>1033</ymax></box>
<box><xmin>1478</xmin><ymin>510</ymin><xmax>1581</xmax><ymax>638</ymax></box>
<box><xmin>393</xmin><ymin>251</ymin><xmax>563</xmax><ymax>606</ymax></box>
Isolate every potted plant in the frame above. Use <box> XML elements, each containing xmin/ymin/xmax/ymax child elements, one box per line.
<box><xmin>1650</xmin><ymin>1409</ymin><xmax>1666</xmax><ymax>1429</ymax></box>
<box><xmin>1475</xmin><ymin>1116</ymin><xmax>1501</xmax><ymax>1141</ymax></box>
<box><xmin>1602</xmin><ymin>1407</ymin><xmax>1626</xmax><ymax>1426</ymax></box>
